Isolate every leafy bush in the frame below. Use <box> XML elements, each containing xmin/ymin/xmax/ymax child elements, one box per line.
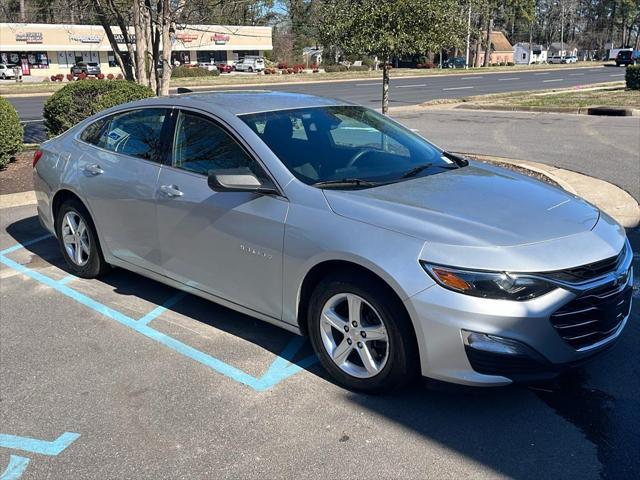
<box><xmin>0</xmin><ymin>96</ymin><xmax>23</xmax><ymax>168</ymax></box>
<box><xmin>507</xmin><ymin>61</ymin><xmax>515</xmax><ymax>66</ymax></box>
<box><xmin>43</xmin><ymin>80</ymin><xmax>154</xmax><ymax>137</ymax></box>
<box><xmin>324</xmin><ymin>65</ymin><xmax>349</xmax><ymax>72</ymax></box>
<box><xmin>626</xmin><ymin>65</ymin><xmax>640</xmax><ymax>90</ymax></box>
<box><xmin>171</xmin><ymin>65</ymin><xmax>220</xmax><ymax>77</ymax></box>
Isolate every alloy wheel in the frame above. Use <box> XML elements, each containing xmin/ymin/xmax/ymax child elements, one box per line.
<box><xmin>61</xmin><ymin>211</ymin><xmax>91</xmax><ymax>266</ymax></box>
<box><xmin>319</xmin><ymin>293</ymin><xmax>390</xmax><ymax>378</ymax></box>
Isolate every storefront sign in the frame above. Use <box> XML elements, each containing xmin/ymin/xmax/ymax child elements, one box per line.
<box><xmin>15</xmin><ymin>32</ymin><xmax>43</xmax><ymax>43</ymax></box>
<box><xmin>69</xmin><ymin>34</ymin><xmax>102</xmax><ymax>43</ymax></box>
<box><xmin>176</xmin><ymin>33</ymin><xmax>199</xmax><ymax>42</ymax></box>
<box><xmin>212</xmin><ymin>33</ymin><xmax>230</xmax><ymax>45</ymax></box>
<box><xmin>113</xmin><ymin>33</ymin><xmax>136</xmax><ymax>43</ymax></box>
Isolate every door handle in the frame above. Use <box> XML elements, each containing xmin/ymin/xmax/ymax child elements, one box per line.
<box><xmin>83</xmin><ymin>164</ymin><xmax>104</xmax><ymax>176</ymax></box>
<box><xmin>160</xmin><ymin>184</ymin><xmax>184</xmax><ymax>198</ymax></box>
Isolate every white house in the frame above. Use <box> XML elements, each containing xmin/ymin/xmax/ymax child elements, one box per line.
<box><xmin>513</xmin><ymin>43</ymin><xmax>547</xmax><ymax>64</ymax></box>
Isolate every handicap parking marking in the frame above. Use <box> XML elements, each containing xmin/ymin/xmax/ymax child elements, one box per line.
<box><xmin>0</xmin><ymin>455</ymin><xmax>30</xmax><ymax>480</ymax></box>
<box><xmin>0</xmin><ymin>235</ymin><xmax>317</xmax><ymax>391</ymax></box>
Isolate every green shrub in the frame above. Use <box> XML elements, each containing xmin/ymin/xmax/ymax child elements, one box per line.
<box><xmin>324</xmin><ymin>65</ymin><xmax>349</xmax><ymax>72</ymax></box>
<box><xmin>626</xmin><ymin>65</ymin><xmax>640</xmax><ymax>90</ymax></box>
<box><xmin>43</xmin><ymin>80</ymin><xmax>154</xmax><ymax>138</ymax></box>
<box><xmin>171</xmin><ymin>65</ymin><xmax>220</xmax><ymax>77</ymax></box>
<box><xmin>0</xmin><ymin>96</ymin><xmax>23</xmax><ymax>168</ymax></box>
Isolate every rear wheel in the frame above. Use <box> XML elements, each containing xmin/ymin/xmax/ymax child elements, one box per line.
<box><xmin>248</xmin><ymin>67</ymin><xmax>254</xmax><ymax>73</ymax></box>
<box><xmin>55</xmin><ymin>199</ymin><xmax>110</xmax><ymax>278</ymax></box>
<box><xmin>308</xmin><ymin>273</ymin><xmax>418</xmax><ymax>392</ymax></box>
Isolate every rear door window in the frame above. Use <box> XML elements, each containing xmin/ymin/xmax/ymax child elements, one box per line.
<box><xmin>101</xmin><ymin>108</ymin><xmax>169</xmax><ymax>162</ymax></box>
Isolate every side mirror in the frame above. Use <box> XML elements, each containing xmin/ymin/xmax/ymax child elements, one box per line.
<box><xmin>207</xmin><ymin>168</ymin><xmax>279</xmax><ymax>195</ymax></box>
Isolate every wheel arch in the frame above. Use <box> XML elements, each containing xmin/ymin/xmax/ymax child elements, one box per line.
<box><xmin>296</xmin><ymin>259</ymin><xmax>416</xmax><ymax>341</ymax></box>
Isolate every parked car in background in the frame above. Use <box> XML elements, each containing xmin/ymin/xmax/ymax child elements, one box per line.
<box><xmin>71</xmin><ymin>62</ymin><xmax>101</xmax><ymax>76</ymax></box>
<box><xmin>443</xmin><ymin>57</ymin><xmax>466</xmax><ymax>68</ymax></box>
<box><xmin>0</xmin><ymin>63</ymin><xmax>22</xmax><ymax>79</ymax></box>
<box><xmin>197</xmin><ymin>62</ymin><xmax>219</xmax><ymax>73</ymax></box>
<box><xmin>33</xmin><ymin>91</ymin><xmax>632</xmax><ymax>393</ymax></box>
<box><xmin>615</xmin><ymin>50</ymin><xmax>639</xmax><ymax>67</ymax></box>
<box><xmin>548</xmin><ymin>55</ymin><xmax>563</xmax><ymax>64</ymax></box>
<box><xmin>234</xmin><ymin>56</ymin><xmax>265</xmax><ymax>72</ymax></box>
<box><xmin>216</xmin><ymin>63</ymin><xmax>234</xmax><ymax>73</ymax></box>
<box><xmin>563</xmin><ymin>55</ymin><xmax>577</xmax><ymax>64</ymax></box>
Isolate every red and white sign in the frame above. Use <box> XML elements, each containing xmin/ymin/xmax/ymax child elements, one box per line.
<box><xmin>212</xmin><ymin>33</ymin><xmax>230</xmax><ymax>44</ymax></box>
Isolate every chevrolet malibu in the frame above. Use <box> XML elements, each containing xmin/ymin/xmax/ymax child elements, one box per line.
<box><xmin>34</xmin><ymin>91</ymin><xmax>633</xmax><ymax>392</ymax></box>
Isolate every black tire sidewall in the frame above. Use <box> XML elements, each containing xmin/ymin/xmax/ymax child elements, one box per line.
<box><xmin>308</xmin><ymin>275</ymin><xmax>417</xmax><ymax>392</ymax></box>
<box><xmin>54</xmin><ymin>200</ymin><xmax>106</xmax><ymax>278</ymax></box>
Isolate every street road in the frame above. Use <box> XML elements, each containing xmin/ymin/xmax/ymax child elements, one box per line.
<box><xmin>6</xmin><ymin>64</ymin><xmax>625</xmax><ymax>122</ymax></box>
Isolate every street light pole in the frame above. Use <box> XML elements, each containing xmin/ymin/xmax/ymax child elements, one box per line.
<box><xmin>560</xmin><ymin>2</ymin><xmax>565</xmax><ymax>58</ymax></box>
<box><xmin>465</xmin><ymin>3</ymin><xmax>471</xmax><ymax>69</ymax></box>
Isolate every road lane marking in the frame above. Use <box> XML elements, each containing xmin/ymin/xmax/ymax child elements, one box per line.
<box><xmin>498</xmin><ymin>77</ymin><xmax>520</xmax><ymax>81</ymax></box>
<box><xmin>460</xmin><ymin>77</ymin><xmax>479</xmax><ymax>79</ymax></box>
<box><xmin>534</xmin><ymin>72</ymin><xmax>550</xmax><ymax>75</ymax></box>
<box><xmin>396</xmin><ymin>84</ymin><xmax>426</xmax><ymax>88</ymax></box>
<box><xmin>442</xmin><ymin>86</ymin><xmax>474</xmax><ymax>90</ymax></box>
<box><xmin>355</xmin><ymin>83</ymin><xmax>379</xmax><ymax>86</ymax></box>
<box><xmin>543</xmin><ymin>78</ymin><xmax>564</xmax><ymax>82</ymax></box>
<box><xmin>568</xmin><ymin>73</ymin><xmax>584</xmax><ymax>76</ymax></box>
<box><xmin>0</xmin><ymin>235</ymin><xmax>318</xmax><ymax>391</ymax></box>
<box><xmin>610</xmin><ymin>74</ymin><xmax>624</xmax><ymax>77</ymax></box>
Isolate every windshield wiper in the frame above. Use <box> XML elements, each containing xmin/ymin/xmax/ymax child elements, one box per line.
<box><xmin>312</xmin><ymin>178</ymin><xmax>380</xmax><ymax>189</ymax></box>
<box><xmin>400</xmin><ymin>162</ymin><xmax>459</xmax><ymax>179</ymax></box>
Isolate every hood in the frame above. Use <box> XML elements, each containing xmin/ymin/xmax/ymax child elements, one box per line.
<box><xmin>323</xmin><ymin>162</ymin><xmax>600</xmax><ymax>249</ymax></box>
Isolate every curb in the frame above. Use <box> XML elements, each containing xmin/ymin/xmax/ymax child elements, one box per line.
<box><xmin>456</xmin><ymin>103</ymin><xmax>639</xmax><ymax>115</ymax></box>
<box><xmin>0</xmin><ymin>64</ymin><xmax>608</xmax><ymax>98</ymax></box>
<box><xmin>0</xmin><ymin>191</ymin><xmax>36</xmax><ymax>209</ymax></box>
<box><xmin>469</xmin><ymin>154</ymin><xmax>640</xmax><ymax>228</ymax></box>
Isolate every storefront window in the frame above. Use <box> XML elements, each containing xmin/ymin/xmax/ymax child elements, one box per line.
<box><xmin>196</xmin><ymin>51</ymin><xmax>227</xmax><ymax>63</ymax></box>
<box><xmin>0</xmin><ymin>52</ymin><xmax>48</xmax><ymax>70</ymax></box>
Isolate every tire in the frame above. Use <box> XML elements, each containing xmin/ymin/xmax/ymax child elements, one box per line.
<box><xmin>1</xmin><ymin>73</ymin><xmax>5</xmax><ymax>80</ymax></box>
<box><xmin>307</xmin><ymin>272</ymin><xmax>418</xmax><ymax>393</ymax></box>
<box><xmin>248</xmin><ymin>67</ymin><xmax>253</xmax><ymax>73</ymax></box>
<box><xmin>55</xmin><ymin>199</ymin><xmax>110</xmax><ymax>278</ymax></box>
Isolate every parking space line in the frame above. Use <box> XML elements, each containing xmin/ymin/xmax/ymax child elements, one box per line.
<box><xmin>0</xmin><ymin>455</ymin><xmax>30</xmax><ymax>480</ymax></box>
<box><xmin>57</xmin><ymin>275</ymin><xmax>78</xmax><ymax>285</ymax></box>
<box><xmin>0</xmin><ymin>234</ymin><xmax>52</xmax><ymax>256</ymax></box>
<box><xmin>0</xmin><ymin>236</ymin><xmax>317</xmax><ymax>391</ymax></box>
<box><xmin>137</xmin><ymin>291</ymin><xmax>187</xmax><ymax>326</ymax></box>
<box><xmin>0</xmin><ymin>432</ymin><xmax>80</xmax><ymax>457</ymax></box>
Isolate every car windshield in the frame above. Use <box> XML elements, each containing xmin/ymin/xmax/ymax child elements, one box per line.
<box><xmin>87</xmin><ymin>63</ymin><xmax>98</xmax><ymax>66</ymax></box>
<box><xmin>239</xmin><ymin>105</ymin><xmax>460</xmax><ymax>186</ymax></box>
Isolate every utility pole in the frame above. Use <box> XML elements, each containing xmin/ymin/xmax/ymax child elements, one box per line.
<box><xmin>560</xmin><ymin>2</ymin><xmax>565</xmax><ymax>58</ymax></box>
<box><xmin>465</xmin><ymin>3</ymin><xmax>471</xmax><ymax>69</ymax></box>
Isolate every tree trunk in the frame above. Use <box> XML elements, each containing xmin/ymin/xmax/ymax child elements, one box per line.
<box><xmin>528</xmin><ymin>23</ymin><xmax>533</xmax><ymax>64</ymax></box>
<box><xmin>381</xmin><ymin>62</ymin><xmax>390</xmax><ymax>114</ymax></box>
<box><xmin>473</xmin><ymin>36</ymin><xmax>481</xmax><ymax>67</ymax></box>
<box><xmin>94</xmin><ymin>0</ymin><xmax>135</xmax><ymax>80</ymax></box>
<box><xmin>19</xmin><ymin>0</ymin><xmax>25</xmax><ymax>22</ymax></box>
<box><xmin>158</xmin><ymin>0</ymin><xmax>173</xmax><ymax>96</ymax></box>
<box><xmin>483</xmin><ymin>17</ymin><xmax>493</xmax><ymax>67</ymax></box>
<box><xmin>133</xmin><ymin>0</ymin><xmax>149</xmax><ymax>87</ymax></box>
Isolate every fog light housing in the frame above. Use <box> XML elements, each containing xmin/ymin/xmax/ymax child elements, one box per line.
<box><xmin>462</xmin><ymin>330</ymin><xmax>535</xmax><ymax>356</ymax></box>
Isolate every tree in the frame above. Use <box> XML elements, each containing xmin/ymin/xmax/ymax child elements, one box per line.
<box><xmin>319</xmin><ymin>0</ymin><xmax>465</xmax><ymax>114</ymax></box>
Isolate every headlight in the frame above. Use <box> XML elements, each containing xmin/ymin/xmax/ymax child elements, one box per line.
<box><xmin>421</xmin><ymin>263</ymin><xmax>555</xmax><ymax>301</ymax></box>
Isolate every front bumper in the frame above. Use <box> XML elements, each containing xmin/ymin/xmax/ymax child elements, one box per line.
<box><xmin>404</xmin><ymin>263</ymin><xmax>633</xmax><ymax>386</ymax></box>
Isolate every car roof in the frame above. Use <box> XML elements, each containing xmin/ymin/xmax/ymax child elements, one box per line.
<box><xmin>129</xmin><ymin>90</ymin><xmax>350</xmax><ymax>116</ymax></box>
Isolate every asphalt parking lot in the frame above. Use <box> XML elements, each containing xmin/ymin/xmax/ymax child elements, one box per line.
<box><xmin>1</xmin><ymin>204</ymin><xmax>639</xmax><ymax>479</ymax></box>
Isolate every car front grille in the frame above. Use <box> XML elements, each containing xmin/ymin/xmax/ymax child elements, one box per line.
<box><xmin>550</xmin><ymin>280</ymin><xmax>633</xmax><ymax>350</ymax></box>
<box><xmin>544</xmin><ymin>248</ymin><xmax>626</xmax><ymax>283</ymax></box>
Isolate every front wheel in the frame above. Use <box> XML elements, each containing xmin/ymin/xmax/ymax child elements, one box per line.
<box><xmin>308</xmin><ymin>274</ymin><xmax>418</xmax><ymax>392</ymax></box>
<box><xmin>55</xmin><ymin>199</ymin><xmax>110</xmax><ymax>278</ymax></box>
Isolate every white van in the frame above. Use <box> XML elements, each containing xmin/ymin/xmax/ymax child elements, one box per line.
<box><xmin>234</xmin><ymin>56</ymin><xmax>265</xmax><ymax>72</ymax></box>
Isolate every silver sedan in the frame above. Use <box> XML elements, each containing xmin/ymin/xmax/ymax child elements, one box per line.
<box><xmin>33</xmin><ymin>91</ymin><xmax>633</xmax><ymax>391</ymax></box>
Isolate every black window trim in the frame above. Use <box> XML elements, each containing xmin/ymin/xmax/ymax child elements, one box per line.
<box><xmin>162</xmin><ymin>106</ymin><xmax>286</xmax><ymax>198</ymax></box>
<box><xmin>74</xmin><ymin>105</ymin><xmax>174</xmax><ymax>166</ymax></box>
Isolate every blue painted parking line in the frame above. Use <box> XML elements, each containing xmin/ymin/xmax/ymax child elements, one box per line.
<box><xmin>137</xmin><ymin>291</ymin><xmax>188</xmax><ymax>326</ymax></box>
<box><xmin>0</xmin><ymin>432</ymin><xmax>80</xmax><ymax>457</ymax></box>
<box><xmin>0</xmin><ymin>455</ymin><xmax>30</xmax><ymax>480</ymax></box>
<box><xmin>0</xmin><ymin>235</ymin><xmax>317</xmax><ymax>391</ymax></box>
<box><xmin>57</xmin><ymin>274</ymin><xmax>78</xmax><ymax>285</ymax></box>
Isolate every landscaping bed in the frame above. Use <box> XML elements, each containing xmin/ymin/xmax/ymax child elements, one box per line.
<box><xmin>0</xmin><ymin>150</ymin><xmax>33</xmax><ymax>195</ymax></box>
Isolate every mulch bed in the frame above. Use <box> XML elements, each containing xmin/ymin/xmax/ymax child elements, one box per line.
<box><xmin>0</xmin><ymin>150</ymin><xmax>35</xmax><ymax>195</ymax></box>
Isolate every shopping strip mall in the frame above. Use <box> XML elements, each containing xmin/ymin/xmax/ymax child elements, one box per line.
<box><xmin>0</xmin><ymin>23</ymin><xmax>272</xmax><ymax>77</ymax></box>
